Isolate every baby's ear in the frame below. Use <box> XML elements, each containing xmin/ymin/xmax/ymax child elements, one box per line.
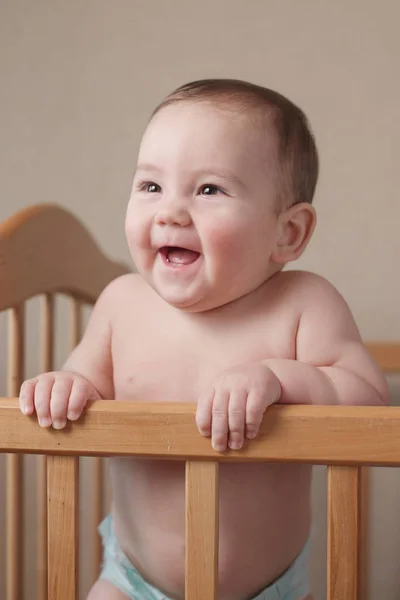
<box><xmin>271</xmin><ymin>203</ymin><xmax>316</xmax><ymax>264</ymax></box>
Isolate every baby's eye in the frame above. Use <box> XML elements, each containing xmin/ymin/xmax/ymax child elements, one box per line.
<box><xmin>140</xmin><ymin>182</ymin><xmax>161</xmax><ymax>193</ymax></box>
<box><xmin>199</xmin><ymin>184</ymin><xmax>222</xmax><ymax>196</ymax></box>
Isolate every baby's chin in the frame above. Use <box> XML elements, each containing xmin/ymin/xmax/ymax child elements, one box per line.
<box><xmin>141</xmin><ymin>268</ymin><xmax>251</xmax><ymax>313</ymax></box>
<box><xmin>150</xmin><ymin>281</ymin><xmax>223</xmax><ymax>313</ymax></box>
<box><xmin>158</xmin><ymin>288</ymin><xmax>253</xmax><ymax>315</ymax></box>
<box><xmin>157</xmin><ymin>289</ymin><xmax>210</xmax><ymax>313</ymax></box>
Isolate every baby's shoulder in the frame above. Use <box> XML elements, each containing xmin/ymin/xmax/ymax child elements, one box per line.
<box><xmin>93</xmin><ymin>273</ymin><xmax>151</xmax><ymax>316</ymax></box>
<box><xmin>277</xmin><ymin>270</ymin><xmax>348</xmax><ymax>310</ymax></box>
<box><xmin>103</xmin><ymin>272</ymin><xmax>147</xmax><ymax>296</ymax></box>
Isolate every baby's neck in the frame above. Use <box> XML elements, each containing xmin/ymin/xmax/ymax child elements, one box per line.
<box><xmin>179</xmin><ymin>272</ymin><xmax>282</xmax><ymax>325</ymax></box>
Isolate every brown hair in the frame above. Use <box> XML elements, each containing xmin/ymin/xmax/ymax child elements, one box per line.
<box><xmin>151</xmin><ymin>79</ymin><xmax>319</xmax><ymax>207</ymax></box>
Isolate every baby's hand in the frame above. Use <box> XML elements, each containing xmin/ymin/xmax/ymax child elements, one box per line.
<box><xmin>19</xmin><ymin>372</ymin><xmax>101</xmax><ymax>429</ymax></box>
<box><xmin>196</xmin><ymin>363</ymin><xmax>281</xmax><ymax>452</ymax></box>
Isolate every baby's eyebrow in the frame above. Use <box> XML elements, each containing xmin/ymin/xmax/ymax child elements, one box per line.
<box><xmin>191</xmin><ymin>169</ymin><xmax>245</xmax><ymax>189</ymax></box>
<box><xmin>134</xmin><ymin>164</ymin><xmax>245</xmax><ymax>189</ymax></box>
<box><xmin>134</xmin><ymin>163</ymin><xmax>163</xmax><ymax>176</ymax></box>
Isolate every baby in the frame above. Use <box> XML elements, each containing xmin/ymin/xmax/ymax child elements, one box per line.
<box><xmin>19</xmin><ymin>79</ymin><xmax>389</xmax><ymax>600</ymax></box>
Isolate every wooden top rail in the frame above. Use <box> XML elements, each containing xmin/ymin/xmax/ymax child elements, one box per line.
<box><xmin>365</xmin><ymin>342</ymin><xmax>400</xmax><ymax>372</ymax></box>
<box><xmin>1</xmin><ymin>399</ymin><xmax>400</xmax><ymax>466</ymax></box>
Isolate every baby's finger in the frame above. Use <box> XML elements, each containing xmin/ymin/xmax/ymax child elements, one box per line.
<box><xmin>19</xmin><ymin>379</ymin><xmax>37</xmax><ymax>416</ymax></box>
<box><xmin>228</xmin><ymin>389</ymin><xmax>247</xmax><ymax>450</ymax></box>
<box><xmin>50</xmin><ymin>377</ymin><xmax>73</xmax><ymax>429</ymax></box>
<box><xmin>245</xmin><ymin>390</ymin><xmax>265</xmax><ymax>440</ymax></box>
<box><xmin>211</xmin><ymin>389</ymin><xmax>230</xmax><ymax>452</ymax></box>
<box><xmin>67</xmin><ymin>380</ymin><xmax>90</xmax><ymax>421</ymax></box>
<box><xmin>196</xmin><ymin>388</ymin><xmax>214</xmax><ymax>437</ymax></box>
<box><xmin>34</xmin><ymin>376</ymin><xmax>55</xmax><ymax>427</ymax></box>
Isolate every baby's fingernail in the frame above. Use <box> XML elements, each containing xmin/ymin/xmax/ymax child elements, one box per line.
<box><xmin>52</xmin><ymin>419</ymin><xmax>66</xmax><ymax>430</ymax></box>
<box><xmin>67</xmin><ymin>410</ymin><xmax>78</xmax><ymax>420</ymax></box>
<box><xmin>197</xmin><ymin>423</ymin><xmax>210</xmax><ymax>436</ymax></box>
<box><xmin>229</xmin><ymin>441</ymin><xmax>242</xmax><ymax>450</ymax></box>
<box><xmin>246</xmin><ymin>431</ymin><xmax>256</xmax><ymax>439</ymax></box>
<box><xmin>39</xmin><ymin>417</ymin><xmax>51</xmax><ymax>428</ymax></box>
<box><xmin>213</xmin><ymin>443</ymin><xmax>225</xmax><ymax>452</ymax></box>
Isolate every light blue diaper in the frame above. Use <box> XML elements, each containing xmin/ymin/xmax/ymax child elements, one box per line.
<box><xmin>99</xmin><ymin>514</ymin><xmax>311</xmax><ymax>600</ymax></box>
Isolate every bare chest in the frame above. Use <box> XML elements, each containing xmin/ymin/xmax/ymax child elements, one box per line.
<box><xmin>112</xmin><ymin>307</ymin><xmax>298</xmax><ymax>403</ymax></box>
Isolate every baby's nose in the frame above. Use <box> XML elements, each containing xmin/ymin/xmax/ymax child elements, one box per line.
<box><xmin>154</xmin><ymin>202</ymin><xmax>192</xmax><ymax>227</ymax></box>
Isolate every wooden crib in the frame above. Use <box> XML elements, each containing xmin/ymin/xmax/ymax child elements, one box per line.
<box><xmin>0</xmin><ymin>204</ymin><xmax>399</xmax><ymax>600</ymax></box>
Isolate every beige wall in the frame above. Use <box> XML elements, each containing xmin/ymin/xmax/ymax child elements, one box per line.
<box><xmin>1</xmin><ymin>1</ymin><xmax>400</xmax><ymax>598</ymax></box>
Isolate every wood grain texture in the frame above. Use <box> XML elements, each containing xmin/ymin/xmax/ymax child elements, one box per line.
<box><xmin>365</xmin><ymin>342</ymin><xmax>400</xmax><ymax>372</ymax></box>
<box><xmin>1</xmin><ymin>400</ymin><xmax>400</xmax><ymax>465</ymax></box>
<box><xmin>327</xmin><ymin>466</ymin><xmax>361</xmax><ymax>600</ymax></box>
<box><xmin>0</xmin><ymin>203</ymin><xmax>129</xmax><ymax>310</ymax></box>
<box><xmin>47</xmin><ymin>455</ymin><xmax>79</xmax><ymax>600</ymax></box>
<box><xmin>185</xmin><ymin>461</ymin><xmax>219</xmax><ymax>600</ymax></box>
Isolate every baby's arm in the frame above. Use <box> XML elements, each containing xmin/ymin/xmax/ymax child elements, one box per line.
<box><xmin>197</xmin><ymin>273</ymin><xmax>389</xmax><ymax>452</ymax></box>
<box><xmin>264</xmin><ymin>274</ymin><xmax>389</xmax><ymax>407</ymax></box>
<box><xmin>20</xmin><ymin>279</ymin><xmax>117</xmax><ymax>428</ymax></box>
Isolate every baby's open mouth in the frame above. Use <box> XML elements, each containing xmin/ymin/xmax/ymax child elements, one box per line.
<box><xmin>159</xmin><ymin>246</ymin><xmax>200</xmax><ymax>265</ymax></box>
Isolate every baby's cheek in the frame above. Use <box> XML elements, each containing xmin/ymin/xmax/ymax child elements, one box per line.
<box><xmin>206</xmin><ymin>217</ymin><xmax>249</xmax><ymax>257</ymax></box>
<box><xmin>207</xmin><ymin>224</ymin><xmax>256</xmax><ymax>279</ymax></box>
<box><xmin>125</xmin><ymin>207</ymin><xmax>150</xmax><ymax>253</ymax></box>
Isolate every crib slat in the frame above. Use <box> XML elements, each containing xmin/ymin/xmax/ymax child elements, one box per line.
<box><xmin>6</xmin><ymin>305</ymin><xmax>24</xmax><ymax>600</ymax></box>
<box><xmin>6</xmin><ymin>456</ymin><xmax>22</xmax><ymax>600</ymax></box>
<box><xmin>359</xmin><ymin>468</ymin><xmax>368</xmax><ymax>600</ymax></box>
<box><xmin>70</xmin><ymin>297</ymin><xmax>103</xmax><ymax>584</ymax></box>
<box><xmin>37</xmin><ymin>293</ymin><xmax>54</xmax><ymax>600</ymax></box>
<box><xmin>37</xmin><ymin>458</ymin><xmax>48</xmax><ymax>599</ymax></box>
<box><xmin>327</xmin><ymin>465</ymin><xmax>361</xmax><ymax>600</ymax></box>
<box><xmin>92</xmin><ymin>456</ymin><xmax>103</xmax><ymax>580</ymax></box>
<box><xmin>185</xmin><ymin>461</ymin><xmax>219</xmax><ymax>600</ymax></box>
<box><xmin>47</xmin><ymin>455</ymin><xmax>79</xmax><ymax>600</ymax></box>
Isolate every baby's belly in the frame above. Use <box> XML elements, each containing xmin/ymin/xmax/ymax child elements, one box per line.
<box><xmin>109</xmin><ymin>458</ymin><xmax>312</xmax><ymax>600</ymax></box>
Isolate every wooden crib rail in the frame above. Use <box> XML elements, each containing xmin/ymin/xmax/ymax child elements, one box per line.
<box><xmin>0</xmin><ymin>203</ymin><xmax>128</xmax><ymax>309</ymax></box>
<box><xmin>365</xmin><ymin>342</ymin><xmax>400</xmax><ymax>372</ymax></box>
<box><xmin>1</xmin><ymin>400</ymin><xmax>400</xmax><ymax>600</ymax></box>
<box><xmin>1</xmin><ymin>400</ymin><xmax>399</xmax><ymax>465</ymax></box>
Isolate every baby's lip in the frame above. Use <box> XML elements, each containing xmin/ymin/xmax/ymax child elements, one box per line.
<box><xmin>156</xmin><ymin>242</ymin><xmax>202</xmax><ymax>254</ymax></box>
<box><xmin>158</xmin><ymin>246</ymin><xmax>201</xmax><ymax>263</ymax></box>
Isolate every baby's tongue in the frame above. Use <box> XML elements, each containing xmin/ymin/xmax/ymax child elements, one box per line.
<box><xmin>167</xmin><ymin>247</ymin><xmax>199</xmax><ymax>265</ymax></box>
